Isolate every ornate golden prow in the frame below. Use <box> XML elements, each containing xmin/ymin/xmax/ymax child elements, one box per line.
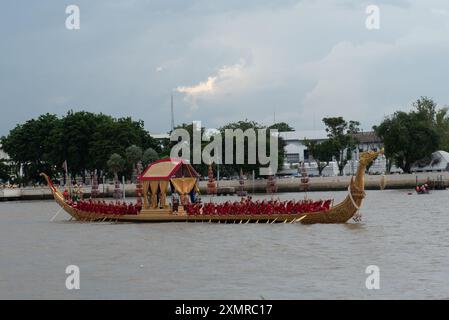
<box><xmin>352</xmin><ymin>149</ymin><xmax>383</xmax><ymax>193</ymax></box>
<box><xmin>300</xmin><ymin>149</ymin><xmax>382</xmax><ymax>224</ymax></box>
<box><xmin>346</xmin><ymin>149</ymin><xmax>383</xmax><ymax>217</ymax></box>
<box><xmin>40</xmin><ymin>173</ymin><xmax>56</xmax><ymax>193</ymax></box>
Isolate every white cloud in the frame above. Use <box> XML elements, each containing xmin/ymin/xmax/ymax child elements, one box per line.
<box><xmin>175</xmin><ymin>60</ymin><xmax>245</xmax><ymax>111</ymax></box>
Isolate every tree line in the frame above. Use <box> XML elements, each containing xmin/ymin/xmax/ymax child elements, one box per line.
<box><xmin>0</xmin><ymin>111</ymin><xmax>293</xmax><ymax>184</ymax></box>
<box><xmin>374</xmin><ymin>97</ymin><xmax>449</xmax><ymax>173</ymax></box>
<box><xmin>170</xmin><ymin>120</ymin><xmax>292</xmax><ymax>178</ymax></box>
<box><xmin>1</xmin><ymin>97</ymin><xmax>448</xmax><ymax>184</ymax></box>
<box><xmin>0</xmin><ymin>111</ymin><xmax>161</xmax><ymax>184</ymax></box>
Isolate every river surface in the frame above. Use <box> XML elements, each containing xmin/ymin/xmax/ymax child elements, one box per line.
<box><xmin>0</xmin><ymin>190</ymin><xmax>448</xmax><ymax>299</ymax></box>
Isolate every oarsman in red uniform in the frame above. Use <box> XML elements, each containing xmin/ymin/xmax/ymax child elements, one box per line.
<box><xmin>286</xmin><ymin>200</ymin><xmax>294</xmax><ymax>214</ymax></box>
<box><xmin>136</xmin><ymin>202</ymin><xmax>142</xmax><ymax>214</ymax></box>
<box><xmin>63</xmin><ymin>189</ymin><xmax>70</xmax><ymax>201</ymax></box>
<box><xmin>251</xmin><ymin>201</ymin><xmax>258</xmax><ymax>215</ymax></box>
<box><xmin>267</xmin><ymin>201</ymin><xmax>275</xmax><ymax>215</ymax></box>
<box><xmin>102</xmin><ymin>201</ymin><xmax>106</xmax><ymax>213</ymax></box>
<box><xmin>108</xmin><ymin>202</ymin><xmax>113</xmax><ymax>214</ymax></box>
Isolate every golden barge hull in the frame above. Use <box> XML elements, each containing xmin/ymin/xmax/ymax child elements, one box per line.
<box><xmin>41</xmin><ymin>150</ymin><xmax>381</xmax><ymax>224</ymax></box>
<box><xmin>45</xmin><ymin>185</ymin><xmax>357</xmax><ymax>224</ymax></box>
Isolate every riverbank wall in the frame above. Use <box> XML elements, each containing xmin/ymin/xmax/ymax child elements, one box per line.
<box><xmin>1</xmin><ymin>172</ymin><xmax>448</xmax><ymax>201</ymax></box>
<box><xmin>0</xmin><ymin>172</ymin><xmax>449</xmax><ymax>201</ymax></box>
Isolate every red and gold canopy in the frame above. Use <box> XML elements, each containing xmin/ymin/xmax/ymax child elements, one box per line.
<box><xmin>139</xmin><ymin>158</ymin><xmax>199</xmax><ymax>181</ymax></box>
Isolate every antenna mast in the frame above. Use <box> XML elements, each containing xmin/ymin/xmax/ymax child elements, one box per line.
<box><xmin>170</xmin><ymin>93</ymin><xmax>175</xmax><ymax>131</ymax></box>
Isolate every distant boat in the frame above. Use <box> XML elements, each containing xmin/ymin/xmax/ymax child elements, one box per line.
<box><xmin>42</xmin><ymin>150</ymin><xmax>382</xmax><ymax>224</ymax></box>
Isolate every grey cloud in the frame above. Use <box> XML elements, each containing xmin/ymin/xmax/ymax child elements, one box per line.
<box><xmin>1</xmin><ymin>0</ymin><xmax>449</xmax><ymax>136</ymax></box>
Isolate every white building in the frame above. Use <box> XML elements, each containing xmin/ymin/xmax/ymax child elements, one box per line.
<box><xmin>279</xmin><ymin>130</ymin><xmax>328</xmax><ymax>164</ymax></box>
<box><xmin>350</xmin><ymin>131</ymin><xmax>384</xmax><ymax>161</ymax></box>
<box><xmin>150</xmin><ymin>133</ymin><xmax>170</xmax><ymax>140</ymax></box>
<box><xmin>280</xmin><ymin>130</ymin><xmax>386</xmax><ymax>176</ymax></box>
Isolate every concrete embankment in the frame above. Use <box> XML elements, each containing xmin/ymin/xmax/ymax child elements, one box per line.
<box><xmin>1</xmin><ymin>172</ymin><xmax>448</xmax><ymax>201</ymax></box>
<box><xmin>207</xmin><ymin>172</ymin><xmax>449</xmax><ymax>193</ymax></box>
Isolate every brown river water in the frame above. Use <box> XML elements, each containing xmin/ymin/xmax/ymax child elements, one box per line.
<box><xmin>0</xmin><ymin>190</ymin><xmax>448</xmax><ymax>299</ymax></box>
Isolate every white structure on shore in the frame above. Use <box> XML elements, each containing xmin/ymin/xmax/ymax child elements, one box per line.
<box><xmin>279</xmin><ymin>130</ymin><xmax>386</xmax><ymax>176</ymax></box>
<box><xmin>0</xmin><ymin>146</ymin><xmax>9</xmax><ymax>160</ymax></box>
<box><xmin>279</xmin><ymin>130</ymin><xmax>328</xmax><ymax>164</ymax></box>
<box><xmin>411</xmin><ymin>150</ymin><xmax>449</xmax><ymax>173</ymax></box>
<box><xmin>150</xmin><ymin>130</ymin><xmax>388</xmax><ymax>176</ymax></box>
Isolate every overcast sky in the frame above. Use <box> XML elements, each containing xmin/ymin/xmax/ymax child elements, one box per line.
<box><xmin>1</xmin><ymin>0</ymin><xmax>449</xmax><ymax>136</ymax></box>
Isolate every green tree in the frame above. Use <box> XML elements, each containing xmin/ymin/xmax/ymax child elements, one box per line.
<box><xmin>126</xmin><ymin>145</ymin><xmax>143</xmax><ymax>183</ymax></box>
<box><xmin>0</xmin><ymin>160</ymin><xmax>10</xmax><ymax>182</ymax></box>
<box><xmin>126</xmin><ymin>145</ymin><xmax>143</xmax><ymax>165</ymax></box>
<box><xmin>322</xmin><ymin>117</ymin><xmax>360</xmax><ymax>175</ymax></box>
<box><xmin>219</xmin><ymin>120</ymin><xmax>286</xmax><ymax>177</ymax></box>
<box><xmin>0</xmin><ymin>113</ymin><xmax>60</xmax><ymax>183</ymax></box>
<box><xmin>304</xmin><ymin>139</ymin><xmax>336</xmax><ymax>176</ymax></box>
<box><xmin>269</xmin><ymin>122</ymin><xmax>294</xmax><ymax>132</ymax></box>
<box><xmin>1</xmin><ymin>111</ymin><xmax>161</xmax><ymax>183</ymax></box>
<box><xmin>413</xmin><ymin>96</ymin><xmax>437</xmax><ymax>123</ymax></box>
<box><xmin>374</xmin><ymin>110</ymin><xmax>440</xmax><ymax>173</ymax></box>
<box><xmin>435</xmin><ymin>107</ymin><xmax>449</xmax><ymax>151</ymax></box>
<box><xmin>107</xmin><ymin>153</ymin><xmax>125</xmax><ymax>177</ymax></box>
<box><xmin>374</xmin><ymin>97</ymin><xmax>447</xmax><ymax>173</ymax></box>
<box><xmin>142</xmin><ymin>148</ymin><xmax>159</xmax><ymax>167</ymax></box>
<box><xmin>169</xmin><ymin>120</ymin><xmax>287</xmax><ymax>178</ymax></box>
<box><xmin>86</xmin><ymin>115</ymin><xmax>159</xmax><ymax>174</ymax></box>
<box><xmin>50</xmin><ymin>111</ymin><xmax>104</xmax><ymax>177</ymax></box>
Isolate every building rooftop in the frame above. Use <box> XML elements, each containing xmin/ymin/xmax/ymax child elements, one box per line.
<box><xmin>279</xmin><ymin>130</ymin><xmax>328</xmax><ymax>141</ymax></box>
<box><xmin>150</xmin><ymin>133</ymin><xmax>170</xmax><ymax>139</ymax></box>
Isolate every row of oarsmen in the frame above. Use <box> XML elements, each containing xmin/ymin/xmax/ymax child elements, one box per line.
<box><xmin>71</xmin><ymin>199</ymin><xmax>142</xmax><ymax>215</ymax></box>
<box><xmin>185</xmin><ymin>199</ymin><xmax>333</xmax><ymax>216</ymax></box>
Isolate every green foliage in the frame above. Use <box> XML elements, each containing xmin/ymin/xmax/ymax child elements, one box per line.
<box><xmin>107</xmin><ymin>153</ymin><xmax>125</xmax><ymax>174</ymax></box>
<box><xmin>0</xmin><ymin>111</ymin><xmax>160</xmax><ymax>183</ymax></box>
<box><xmin>374</xmin><ymin>97</ymin><xmax>442</xmax><ymax>173</ymax></box>
<box><xmin>0</xmin><ymin>160</ymin><xmax>10</xmax><ymax>182</ymax></box>
<box><xmin>304</xmin><ymin>139</ymin><xmax>336</xmax><ymax>175</ymax></box>
<box><xmin>171</xmin><ymin>119</ymin><xmax>287</xmax><ymax>177</ymax></box>
<box><xmin>0</xmin><ymin>113</ymin><xmax>59</xmax><ymax>182</ymax></box>
<box><xmin>322</xmin><ymin>117</ymin><xmax>360</xmax><ymax>175</ymax></box>
<box><xmin>269</xmin><ymin>122</ymin><xmax>294</xmax><ymax>132</ymax></box>
<box><xmin>435</xmin><ymin>107</ymin><xmax>449</xmax><ymax>151</ymax></box>
<box><xmin>126</xmin><ymin>145</ymin><xmax>143</xmax><ymax>165</ymax></box>
<box><xmin>219</xmin><ymin>120</ymin><xmax>287</xmax><ymax>177</ymax></box>
<box><xmin>305</xmin><ymin>117</ymin><xmax>360</xmax><ymax>176</ymax></box>
<box><xmin>142</xmin><ymin>148</ymin><xmax>159</xmax><ymax>167</ymax></box>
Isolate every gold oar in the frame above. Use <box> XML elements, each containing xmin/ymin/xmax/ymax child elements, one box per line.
<box><xmin>295</xmin><ymin>215</ymin><xmax>307</xmax><ymax>223</ymax></box>
<box><xmin>50</xmin><ymin>207</ymin><xmax>64</xmax><ymax>222</ymax></box>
